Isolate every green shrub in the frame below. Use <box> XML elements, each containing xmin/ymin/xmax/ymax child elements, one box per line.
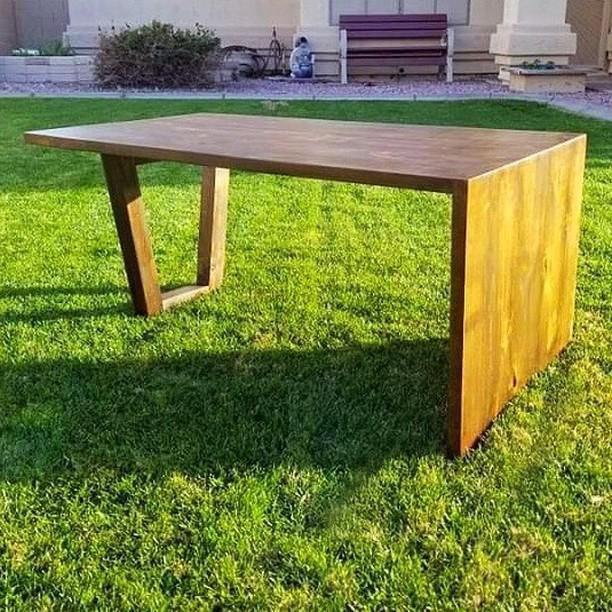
<box><xmin>12</xmin><ymin>41</ymin><xmax>74</xmax><ymax>57</ymax></box>
<box><xmin>39</xmin><ymin>39</ymin><xmax>75</xmax><ymax>56</ymax></box>
<box><xmin>95</xmin><ymin>21</ymin><xmax>221</xmax><ymax>89</ymax></box>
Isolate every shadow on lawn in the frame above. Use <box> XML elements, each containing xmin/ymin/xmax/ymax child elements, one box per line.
<box><xmin>0</xmin><ymin>340</ymin><xmax>448</xmax><ymax>482</ymax></box>
<box><xmin>0</xmin><ymin>285</ymin><xmax>132</xmax><ymax>322</ymax></box>
<box><xmin>0</xmin><ymin>285</ymin><xmax>126</xmax><ymax>299</ymax></box>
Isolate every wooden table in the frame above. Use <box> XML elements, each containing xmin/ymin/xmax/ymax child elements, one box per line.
<box><xmin>25</xmin><ymin>114</ymin><xmax>586</xmax><ymax>456</ymax></box>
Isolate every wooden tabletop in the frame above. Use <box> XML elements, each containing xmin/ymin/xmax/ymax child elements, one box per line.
<box><xmin>25</xmin><ymin>113</ymin><xmax>583</xmax><ymax>193</ymax></box>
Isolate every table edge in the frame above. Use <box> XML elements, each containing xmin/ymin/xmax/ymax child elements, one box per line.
<box><xmin>24</xmin><ymin>115</ymin><xmax>586</xmax><ymax>193</ymax></box>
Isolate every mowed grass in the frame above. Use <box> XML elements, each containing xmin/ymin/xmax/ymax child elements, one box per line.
<box><xmin>0</xmin><ymin>97</ymin><xmax>610</xmax><ymax>610</ymax></box>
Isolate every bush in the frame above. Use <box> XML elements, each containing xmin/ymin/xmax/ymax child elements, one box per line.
<box><xmin>39</xmin><ymin>40</ymin><xmax>75</xmax><ymax>56</ymax></box>
<box><xmin>12</xmin><ymin>40</ymin><xmax>74</xmax><ymax>57</ymax></box>
<box><xmin>95</xmin><ymin>21</ymin><xmax>221</xmax><ymax>89</ymax></box>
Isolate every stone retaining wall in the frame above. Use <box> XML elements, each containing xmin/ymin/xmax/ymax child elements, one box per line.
<box><xmin>0</xmin><ymin>55</ymin><xmax>94</xmax><ymax>84</ymax></box>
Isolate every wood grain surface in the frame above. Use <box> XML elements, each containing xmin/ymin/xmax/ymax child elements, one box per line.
<box><xmin>449</xmin><ymin>136</ymin><xmax>587</xmax><ymax>455</ymax></box>
<box><xmin>25</xmin><ymin>114</ymin><xmax>580</xmax><ymax>193</ymax></box>
<box><xmin>101</xmin><ymin>154</ymin><xmax>163</xmax><ymax>317</ymax></box>
<box><xmin>197</xmin><ymin>166</ymin><xmax>230</xmax><ymax>290</ymax></box>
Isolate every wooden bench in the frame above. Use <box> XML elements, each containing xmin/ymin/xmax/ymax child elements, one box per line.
<box><xmin>339</xmin><ymin>14</ymin><xmax>454</xmax><ymax>84</ymax></box>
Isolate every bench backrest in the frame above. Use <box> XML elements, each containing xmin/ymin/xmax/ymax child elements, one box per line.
<box><xmin>339</xmin><ymin>14</ymin><xmax>448</xmax><ymax>41</ymax></box>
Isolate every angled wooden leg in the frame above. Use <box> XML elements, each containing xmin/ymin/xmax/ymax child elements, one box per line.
<box><xmin>101</xmin><ymin>154</ymin><xmax>163</xmax><ymax>316</ymax></box>
<box><xmin>156</xmin><ymin>166</ymin><xmax>230</xmax><ymax>311</ymax></box>
<box><xmin>197</xmin><ymin>166</ymin><xmax>230</xmax><ymax>289</ymax></box>
<box><xmin>449</xmin><ymin>137</ymin><xmax>587</xmax><ymax>457</ymax></box>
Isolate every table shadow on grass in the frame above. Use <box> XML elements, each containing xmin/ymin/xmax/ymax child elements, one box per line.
<box><xmin>0</xmin><ymin>285</ymin><xmax>133</xmax><ymax>322</ymax></box>
<box><xmin>0</xmin><ymin>340</ymin><xmax>448</xmax><ymax>482</ymax></box>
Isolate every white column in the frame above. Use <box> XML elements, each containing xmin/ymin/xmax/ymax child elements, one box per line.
<box><xmin>450</xmin><ymin>0</ymin><xmax>503</xmax><ymax>74</ymax></box>
<box><xmin>490</xmin><ymin>0</ymin><xmax>576</xmax><ymax>77</ymax></box>
<box><xmin>299</xmin><ymin>0</ymin><xmax>339</xmax><ymax>78</ymax></box>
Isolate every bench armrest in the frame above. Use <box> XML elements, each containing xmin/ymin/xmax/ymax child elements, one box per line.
<box><xmin>446</xmin><ymin>27</ymin><xmax>455</xmax><ymax>55</ymax></box>
<box><xmin>446</xmin><ymin>27</ymin><xmax>455</xmax><ymax>83</ymax></box>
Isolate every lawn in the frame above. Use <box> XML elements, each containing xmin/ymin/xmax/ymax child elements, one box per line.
<box><xmin>0</xmin><ymin>97</ymin><xmax>610</xmax><ymax>610</ymax></box>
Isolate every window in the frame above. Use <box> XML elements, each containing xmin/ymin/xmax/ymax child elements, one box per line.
<box><xmin>330</xmin><ymin>0</ymin><xmax>470</xmax><ymax>26</ymax></box>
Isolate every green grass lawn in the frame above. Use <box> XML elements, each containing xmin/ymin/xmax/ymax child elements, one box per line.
<box><xmin>0</xmin><ymin>97</ymin><xmax>610</xmax><ymax>609</ymax></box>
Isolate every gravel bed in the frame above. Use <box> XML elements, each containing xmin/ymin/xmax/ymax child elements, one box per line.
<box><xmin>1</xmin><ymin>77</ymin><xmax>509</xmax><ymax>98</ymax></box>
<box><xmin>1</xmin><ymin>77</ymin><xmax>611</xmax><ymax>120</ymax></box>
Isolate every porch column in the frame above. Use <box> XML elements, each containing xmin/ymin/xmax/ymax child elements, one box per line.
<box><xmin>454</xmin><ymin>0</ymin><xmax>504</xmax><ymax>74</ymax></box>
<box><xmin>490</xmin><ymin>0</ymin><xmax>577</xmax><ymax>79</ymax></box>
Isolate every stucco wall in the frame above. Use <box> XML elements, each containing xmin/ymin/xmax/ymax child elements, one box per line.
<box><xmin>68</xmin><ymin>0</ymin><xmax>301</xmax><ymax>29</ymax></box>
<box><xmin>567</xmin><ymin>0</ymin><xmax>606</xmax><ymax>65</ymax></box>
<box><xmin>65</xmin><ymin>0</ymin><xmax>302</xmax><ymax>56</ymax></box>
<box><xmin>0</xmin><ymin>0</ymin><xmax>17</xmax><ymax>54</ymax></box>
<box><xmin>470</xmin><ymin>0</ymin><xmax>503</xmax><ymax>26</ymax></box>
<box><xmin>15</xmin><ymin>0</ymin><xmax>69</xmax><ymax>48</ymax></box>
<box><xmin>64</xmin><ymin>0</ymin><xmax>504</xmax><ymax>76</ymax></box>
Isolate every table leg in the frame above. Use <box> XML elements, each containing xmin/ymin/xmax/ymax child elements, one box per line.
<box><xmin>101</xmin><ymin>154</ymin><xmax>163</xmax><ymax>316</ymax></box>
<box><xmin>102</xmin><ymin>158</ymin><xmax>231</xmax><ymax>315</ymax></box>
<box><xmin>449</xmin><ymin>137</ymin><xmax>587</xmax><ymax>457</ymax></box>
<box><xmin>197</xmin><ymin>166</ymin><xmax>230</xmax><ymax>289</ymax></box>
<box><xmin>157</xmin><ymin>166</ymin><xmax>230</xmax><ymax>311</ymax></box>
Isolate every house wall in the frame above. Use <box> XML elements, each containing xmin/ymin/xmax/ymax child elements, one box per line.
<box><xmin>15</xmin><ymin>0</ymin><xmax>69</xmax><ymax>48</ymax></box>
<box><xmin>64</xmin><ymin>0</ymin><xmax>604</xmax><ymax>78</ymax></box>
<box><xmin>458</xmin><ymin>0</ymin><xmax>504</xmax><ymax>74</ymax></box>
<box><xmin>565</xmin><ymin>0</ymin><xmax>612</xmax><ymax>70</ymax></box>
<box><xmin>6</xmin><ymin>0</ymin><xmax>606</xmax><ymax>79</ymax></box>
<box><xmin>0</xmin><ymin>0</ymin><xmax>17</xmax><ymax>54</ymax></box>
<box><xmin>68</xmin><ymin>0</ymin><xmax>300</xmax><ymax>27</ymax></box>
<box><xmin>64</xmin><ymin>0</ymin><xmax>505</xmax><ymax>76</ymax></box>
<box><xmin>65</xmin><ymin>0</ymin><xmax>302</xmax><ymax>54</ymax></box>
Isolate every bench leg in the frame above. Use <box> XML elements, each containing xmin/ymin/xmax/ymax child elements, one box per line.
<box><xmin>446</xmin><ymin>28</ymin><xmax>455</xmax><ymax>83</ymax></box>
<box><xmin>102</xmin><ymin>154</ymin><xmax>163</xmax><ymax>316</ymax></box>
<box><xmin>340</xmin><ymin>29</ymin><xmax>348</xmax><ymax>85</ymax></box>
<box><xmin>448</xmin><ymin>137</ymin><xmax>586</xmax><ymax>456</ymax></box>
